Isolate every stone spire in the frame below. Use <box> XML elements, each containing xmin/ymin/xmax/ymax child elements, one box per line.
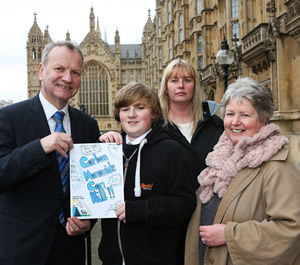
<box><xmin>28</xmin><ymin>12</ymin><xmax>43</xmax><ymax>43</ymax></box>
<box><xmin>26</xmin><ymin>12</ymin><xmax>45</xmax><ymax>99</ymax></box>
<box><xmin>104</xmin><ymin>29</ymin><xmax>107</xmax><ymax>43</ymax></box>
<box><xmin>115</xmin><ymin>28</ymin><xmax>120</xmax><ymax>53</ymax></box>
<box><xmin>143</xmin><ymin>9</ymin><xmax>153</xmax><ymax>41</ymax></box>
<box><xmin>66</xmin><ymin>30</ymin><xmax>71</xmax><ymax>41</ymax></box>
<box><xmin>43</xmin><ymin>25</ymin><xmax>52</xmax><ymax>45</ymax></box>
<box><xmin>96</xmin><ymin>17</ymin><xmax>101</xmax><ymax>39</ymax></box>
<box><xmin>90</xmin><ymin>7</ymin><xmax>95</xmax><ymax>32</ymax></box>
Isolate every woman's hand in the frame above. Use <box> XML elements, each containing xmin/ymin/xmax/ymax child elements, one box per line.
<box><xmin>199</xmin><ymin>224</ymin><xmax>226</xmax><ymax>247</ymax></box>
<box><xmin>99</xmin><ymin>131</ymin><xmax>123</xmax><ymax>144</ymax></box>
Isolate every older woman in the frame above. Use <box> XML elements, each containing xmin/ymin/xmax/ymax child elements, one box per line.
<box><xmin>185</xmin><ymin>77</ymin><xmax>300</xmax><ymax>265</ymax></box>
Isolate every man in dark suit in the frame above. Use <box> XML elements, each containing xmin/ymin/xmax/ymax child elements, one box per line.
<box><xmin>0</xmin><ymin>41</ymin><xmax>100</xmax><ymax>265</ymax></box>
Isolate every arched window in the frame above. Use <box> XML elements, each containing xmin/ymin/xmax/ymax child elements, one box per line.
<box><xmin>231</xmin><ymin>0</ymin><xmax>238</xmax><ymax>18</ymax></box>
<box><xmin>130</xmin><ymin>71</ymin><xmax>134</xmax><ymax>82</ymax></box>
<box><xmin>158</xmin><ymin>16</ymin><xmax>161</xmax><ymax>37</ymax></box>
<box><xmin>80</xmin><ymin>63</ymin><xmax>109</xmax><ymax>116</ymax></box>
<box><xmin>32</xmin><ymin>48</ymin><xmax>36</xmax><ymax>60</ymax></box>
<box><xmin>169</xmin><ymin>36</ymin><xmax>173</xmax><ymax>60</ymax></box>
<box><xmin>138</xmin><ymin>71</ymin><xmax>142</xmax><ymax>82</ymax></box>
<box><xmin>38</xmin><ymin>48</ymin><xmax>42</xmax><ymax>60</ymax></box>
<box><xmin>168</xmin><ymin>0</ymin><xmax>172</xmax><ymax>24</ymax></box>
<box><xmin>198</xmin><ymin>35</ymin><xmax>203</xmax><ymax>70</ymax></box>
<box><xmin>231</xmin><ymin>0</ymin><xmax>240</xmax><ymax>45</ymax></box>
<box><xmin>197</xmin><ymin>35</ymin><xmax>203</xmax><ymax>54</ymax></box>
<box><xmin>179</xmin><ymin>13</ymin><xmax>183</xmax><ymax>43</ymax></box>
<box><xmin>232</xmin><ymin>22</ymin><xmax>240</xmax><ymax>42</ymax></box>
<box><xmin>159</xmin><ymin>47</ymin><xmax>162</xmax><ymax>69</ymax></box>
<box><xmin>196</xmin><ymin>0</ymin><xmax>201</xmax><ymax>15</ymax></box>
<box><xmin>121</xmin><ymin>71</ymin><xmax>126</xmax><ymax>84</ymax></box>
<box><xmin>198</xmin><ymin>56</ymin><xmax>203</xmax><ymax>70</ymax></box>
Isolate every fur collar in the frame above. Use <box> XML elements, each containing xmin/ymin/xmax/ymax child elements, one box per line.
<box><xmin>198</xmin><ymin>124</ymin><xmax>289</xmax><ymax>204</ymax></box>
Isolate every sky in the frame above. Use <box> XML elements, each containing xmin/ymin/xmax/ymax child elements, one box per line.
<box><xmin>0</xmin><ymin>0</ymin><xmax>155</xmax><ymax>103</ymax></box>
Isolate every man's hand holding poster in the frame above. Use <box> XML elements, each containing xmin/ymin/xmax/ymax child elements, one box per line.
<box><xmin>70</xmin><ymin>143</ymin><xmax>123</xmax><ymax>219</ymax></box>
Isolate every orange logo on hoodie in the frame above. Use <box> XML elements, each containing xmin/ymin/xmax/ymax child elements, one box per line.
<box><xmin>141</xmin><ymin>183</ymin><xmax>154</xmax><ymax>190</ymax></box>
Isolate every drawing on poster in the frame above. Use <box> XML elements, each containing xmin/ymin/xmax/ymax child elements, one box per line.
<box><xmin>70</xmin><ymin>143</ymin><xmax>123</xmax><ymax>219</ymax></box>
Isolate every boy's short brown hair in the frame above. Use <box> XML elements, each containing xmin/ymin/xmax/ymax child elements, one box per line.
<box><xmin>114</xmin><ymin>82</ymin><xmax>162</xmax><ymax>124</ymax></box>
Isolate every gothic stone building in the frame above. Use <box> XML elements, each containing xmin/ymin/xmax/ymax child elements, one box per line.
<box><xmin>142</xmin><ymin>0</ymin><xmax>300</xmax><ymax>163</ymax></box>
<box><xmin>27</xmin><ymin>7</ymin><xmax>146</xmax><ymax>133</ymax></box>
<box><xmin>27</xmin><ymin>1</ymin><xmax>300</xmax><ymax>163</ymax></box>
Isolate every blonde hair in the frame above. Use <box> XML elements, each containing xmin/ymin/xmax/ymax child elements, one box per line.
<box><xmin>114</xmin><ymin>82</ymin><xmax>162</xmax><ymax>125</ymax></box>
<box><xmin>158</xmin><ymin>58</ymin><xmax>203</xmax><ymax>132</ymax></box>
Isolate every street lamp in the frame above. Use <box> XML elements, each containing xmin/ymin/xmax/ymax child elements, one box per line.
<box><xmin>216</xmin><ymin>36</ymin><xmax>234</xmax><ymax>91</ymax></box>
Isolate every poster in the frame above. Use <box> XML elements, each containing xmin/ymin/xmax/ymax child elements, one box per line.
<box><xmin>70</xmin><ymin>143</ymin><xmax>123</xmax><ymax>219</ymax></box>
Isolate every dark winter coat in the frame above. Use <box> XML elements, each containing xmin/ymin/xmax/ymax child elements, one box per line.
<box><xmin>163</xmin><ymin>101</ymin><xmax>224</xmax><ymax>190</ymax></box>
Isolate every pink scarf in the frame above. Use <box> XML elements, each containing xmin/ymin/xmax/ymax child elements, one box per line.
<box><xmin>198</xmin><ymin>123</ymin><xmax>289</xmax><ymax>204</ymax></box>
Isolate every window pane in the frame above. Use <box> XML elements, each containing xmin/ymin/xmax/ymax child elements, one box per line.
<box><xmin>232</xmin><ymin>22</ymin><xmax>240</xmax><ymax>45</ymax></box>
<box><xmin>232</xmin><ymin>0</ymin><xmax>238</xmax><ymax>18</ymax></box>
<box><xmin>197</xmin><ymin>0</ymin><xmax>201</xmax><ymax>15</ymax></box>
<box><xmin>79</xmin><ymin>64</ymin><xmax>109</xmax><ymax>116</ymax></box>
<box><xmin>198</xmin><ymin>35</ymin><xmax>203</xmax><ymax>54</ymax></box>
<box><xmin>168</xmin><ymin>0</ymin><xmax>172</xmax><ymax>23</ymax></box>
<box><xmin>198</xmin><ymin>56</ymin><xmax>203</xmax><ymax>70</ymax></box>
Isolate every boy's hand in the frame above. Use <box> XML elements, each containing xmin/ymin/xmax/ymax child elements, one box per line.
<box><xmin>116</xmin><ymin>202</ymin><xmax>126</xmax><ymax>223</ymax></box>
<box><xmin>100</xmin><ymin>131</ymin><xmax>123</xmax><ymax>144</ymax></box>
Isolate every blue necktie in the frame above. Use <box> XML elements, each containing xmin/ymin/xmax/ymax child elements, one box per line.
<box><xmin>52</xmin><ymin>111</ymin><xmax>69</xmax><ymax>226</ymax></box>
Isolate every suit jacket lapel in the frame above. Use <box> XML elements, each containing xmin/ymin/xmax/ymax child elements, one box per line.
<box><xmin>69</xmin><ymin>106</ymin><xmax>81</xmax><ymax>143</ymax></box>
<box><xmin>28</xmin><ymin>94</ymin><xmax>51</xmax><ymax>138</ymax></box>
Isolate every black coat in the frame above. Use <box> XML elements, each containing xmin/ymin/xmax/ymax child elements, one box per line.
<box><xmin>164</xmin><ymin>101</ymin><xmax>224</xmax><ymax>190</ymax></box>
<box><xmin>99</xmin><ymin>124</ymin><xmax>196</xmax><ymax>265</ymax></box>
<box><xmin>0</xmin><ymin>94</ymin><xmax>100</xmax><ymax>265</ymax></box>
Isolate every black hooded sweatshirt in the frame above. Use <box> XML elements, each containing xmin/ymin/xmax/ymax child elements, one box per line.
<box><xmin>99</xmin><ymin>123</ymin><xmax>196</xmax><ymax>265</ymax></box>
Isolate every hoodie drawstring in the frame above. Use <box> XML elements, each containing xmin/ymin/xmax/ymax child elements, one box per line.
<box><xmin>118</xmin><ymin>138</ymin><xmax>147</xmax><ymax>264</ymax></box>
<box><xmin>134</xmin><ymin>138</ymin><xmax>147</xmax><ymax>197</ymax></box>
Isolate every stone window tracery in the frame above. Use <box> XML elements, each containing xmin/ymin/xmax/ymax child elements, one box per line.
<box><xmin>80</xmin><ymin>63</ymin><xmax>109</xmax><ymax>116</ymax></box>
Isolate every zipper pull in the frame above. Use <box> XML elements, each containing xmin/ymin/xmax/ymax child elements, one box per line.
<box><xmin>124</xmin><ymin>159</ymin><xmax>130</xmax><ymax>168</ymax></box>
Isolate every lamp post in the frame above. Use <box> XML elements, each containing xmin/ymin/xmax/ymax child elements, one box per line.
<box><xmin>216</xmin><ymin>37</ymin><xmax>234</xmax><ymax>91</ymax></box>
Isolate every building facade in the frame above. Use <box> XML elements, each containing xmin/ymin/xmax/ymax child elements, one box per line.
<box><xmin>27</xmin><ymin>7</ymin><xmax>146</xmax><ymax>132</ymax></box>
<box><xmin>142</xmin><ymin>0</ymin><xmax>300</xmax><ymax>162</ymax></box>
<box><xmin>27</xmin><ymin>1</ymin><xmax>300</xmax><ymax>162</ymax></box>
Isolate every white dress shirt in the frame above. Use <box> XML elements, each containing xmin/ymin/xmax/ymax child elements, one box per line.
<box><xmin>39</xmin><ymin>92</ymin><xmax>71</xmax><ymax>134</ymax></box>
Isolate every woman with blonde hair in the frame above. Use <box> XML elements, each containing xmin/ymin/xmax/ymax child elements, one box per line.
<box><xmin>158</xmin><ymin>58</ymin><xmax>223</xmax><ymax>190</ymax></box>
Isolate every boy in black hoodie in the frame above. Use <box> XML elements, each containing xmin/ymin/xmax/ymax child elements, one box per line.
<box><xmin>98</xmin><ymin>83</ymin><xmax>196</xmax><ymax>265</ymax></box>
